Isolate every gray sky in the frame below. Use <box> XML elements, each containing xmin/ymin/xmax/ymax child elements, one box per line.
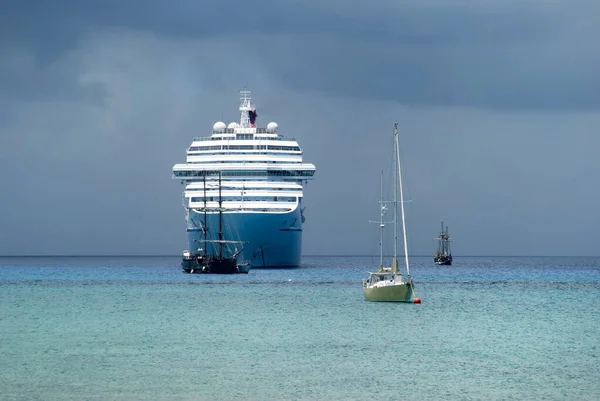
<box><xmin>1</xmin><ymin>0</ymin><xmax>599</xmax><ymax>256</ymax></box>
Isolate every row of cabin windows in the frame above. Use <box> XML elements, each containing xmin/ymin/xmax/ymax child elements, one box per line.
<box><xmin>194</xmin><ymin>208</ymin><xmax>292</xmax><ymax>213</ymax></box>
<box><xmin>188</xmin><ymin>145</ymin><xmax>301</xmax><ymax>152</ymax></box>
<box><xmin>211</xmin><ymin>130</ymin><xmax>275</xmax><ymax>136</ymax></box>
<box><xmin>174</xmin><ymin>170</ymin><xmax>314</xmax><ymax>177</ymax></box>
<box><xmin>186</xmin><ymin>187</ymin><xmax>302</xmax><ymax>192</ymax></box>
<box><xmin>186</xmin><ymin>161</ymin><xmax>302</xmax><ymax>165</ymax></box>
<box><xmin>204</xmin><ymin>131</ymin><xmax>290</xmax><ymax>137</ymax></box>
<box><xmin>190</xmin><ymin>196</ymin><xmax>298</xmax><ymax>202</ymax></box>
<box><xmin>187</xmin><ymin>154</ymin><xmax>301</xmax><ymax>159</ymax></box>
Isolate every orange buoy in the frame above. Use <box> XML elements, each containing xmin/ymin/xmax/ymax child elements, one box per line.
<box><xmin>413</xmin><ymin>298</ymin><xmax>421</xmax><ymax>304</ymax></box>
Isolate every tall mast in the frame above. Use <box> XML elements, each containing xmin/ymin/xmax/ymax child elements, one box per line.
<box><xmin>369</xmin><ymin>171</ymin><xmax>389</xmax><ymax>272</ymax></box>
<box><xmin>446</xmin><ymin>224</ymin><xmax>451</xmax><ymax>255</ymax></box>
<box><xmin>395</xmin><ymin>123</ymin><xmax>410</xmax><ymax>276</ymax></box>
<box><xmin>444</xmin><ymin>224</ymin><xmax>448</xmax><ymax>254</ymax></box>
<box><xmin>379</xmin><ymin>171</ymin><xmax>384</xmax><ymax>269</ymax></box>
<box><xmin>440</xmin><ymin>220</ymin><xmax>444</xmax><ymax>254</ymax></box>
<box><xmin>218</xmin><ymin>172</ymin><xmax>223</xmax><ymax>258</ymax></box>
<box><xmin>393</xmin><ymin>125</ymin><xmax>398</xmax><ymax>273</ymax></box>
<box><xmin>203</xmin><ymin>174</ymin><xmax>207</xmax><ymax>256</ymax></box>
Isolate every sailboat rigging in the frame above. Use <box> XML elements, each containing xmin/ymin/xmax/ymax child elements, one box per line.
<box><xmin>182</xmin><ymin>172</ymin><xmax>251</xmax><ymax>274</ymax></box>
<box><xmin>433</xmin><ymin>221</ymin><xmax>454</xmax><ymax>266</ymax></box>
<box><xmin>362</xmin><ymin>123</ymin><xmax>420</xmax><ymax>303</ymax></box>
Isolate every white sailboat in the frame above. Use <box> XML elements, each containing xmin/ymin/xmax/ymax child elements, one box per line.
<box><xmin>362</xmin><ymin>123</ymin><xmax>421</xmax><ymax>303</ymax></box>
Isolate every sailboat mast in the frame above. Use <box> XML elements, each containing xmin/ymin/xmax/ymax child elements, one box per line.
<box><xmin>446</xmin><ymin>225</ymin><xmax>451</xmax><ymax>255</ymax></box>
<box><xmin>395</xmin><ymin>123</ymin><xmax>410</xmax><ymax>276</ymax></box>
<box><xmin>379</xmin><ymin>171</ymin><xmax>384</xmax><ymax>269</ymax></box>
<box><xmin>393</xmin><ymin>126</ymin><xmax>398</xmax><ymax>265</ymax></box>
<box><xmin>203</xmin><ymin>174</ymin><xmax>207</xmax><ymax>256</ymax></box>
<box><xmin>444</xmin><ymin>224</ymin><xmax>447</xmax><ymax>254</ymax></box>
<box><xmin>440</xmin><ymin>220</ymin><xmax>444</xmax><ymax>254</ymax></box>
<box><xmin>218</xmin><ymin>172</ymin><xmax>223</xmax><ymax>258</ymax></box>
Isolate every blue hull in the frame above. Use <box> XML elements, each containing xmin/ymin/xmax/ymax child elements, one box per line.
<box><xmin>187</xmin><ymin>207</ymin><xmax>302</xmax><ymax>268</ymax></box>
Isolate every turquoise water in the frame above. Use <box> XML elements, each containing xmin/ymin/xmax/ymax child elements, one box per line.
<box><xmin>1</xmin><ymin>256</ymin><xmax>598</xmax><ymax>400</ymax></box>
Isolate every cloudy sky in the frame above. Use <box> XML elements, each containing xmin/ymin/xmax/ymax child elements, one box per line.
<box><xmin>1</xmin><ymin>0</ymin><xmax>599</xmax><ymax>256</ymax></box>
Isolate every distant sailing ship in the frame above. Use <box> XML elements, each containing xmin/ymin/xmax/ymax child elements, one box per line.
<box><xmin>433</xmin><ymin>221</ymin><xmax>454</xmax><ymax>265</ymax></box>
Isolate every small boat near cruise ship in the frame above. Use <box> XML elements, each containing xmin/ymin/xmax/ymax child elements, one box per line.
<box><xmin>181</xmin><ymin>174</ymin><xmax>251</xmax><ymax>274</ymax></box>
<box><xmin>363</xmin><ymin>123</ymin><xmax>420</xmax><ymax>303</ymax></box>
<box><xmin>172</xmin><ymin>90</ymin><xmax>316</xmax><ymax>268</ymax></box>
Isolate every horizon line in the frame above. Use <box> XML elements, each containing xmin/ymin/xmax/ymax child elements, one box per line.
<box><xmin>0</xmin><ymin>254</ymin><xmax>598</xmax><ymax>258</ymax></box>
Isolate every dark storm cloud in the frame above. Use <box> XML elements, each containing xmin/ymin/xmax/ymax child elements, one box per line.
<box><xmin>0</xmin><ymin>44</ymin><xmax>107</xmax><ymax>103</ymax></box>
<box><xmin>0</xmin><ymin>0</ymin><xmax>562</xmax><ymax>46</ymax></box>
<box><xmin>2</xmin><ymin>0</ymin><xmax>599</xmax><ymax>110</ymax></box>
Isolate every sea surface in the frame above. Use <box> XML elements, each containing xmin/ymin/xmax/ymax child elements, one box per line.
<box><xmin>1</xmin><ymin>255</ymin><xmax>598</xmax><ymax>401</ymax></box>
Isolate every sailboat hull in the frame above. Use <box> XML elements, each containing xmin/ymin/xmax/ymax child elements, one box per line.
<box><xmin>363</xmin><ymin>282</ymin><xmax>413</xmax><ymax>302</ymax></box>
<box><xmin>434</xmin><ymin>256</ymin><xmax>452</xmax><ymax>266</ymax></box>
<box><xmin>182</xmin><ymin>256</ymin><xmax>248</xmax><ymax>274</ymax></box>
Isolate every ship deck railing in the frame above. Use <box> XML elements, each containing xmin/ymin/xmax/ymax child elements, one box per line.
<box><xmin>193</xmin><ymin>134</ymin><xmax>298</xmax><ymax>142</ymax></box>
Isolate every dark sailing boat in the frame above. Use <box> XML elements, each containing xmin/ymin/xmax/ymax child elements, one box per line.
<box><xmin>182</xmin><ymin>173</ymin><xmax>251</xmax><ymax>274</ymax></box>
<box><xmin>433</xmin><ymin>221</ymin><xmax>454</xmax><ymax>266</ymax></box>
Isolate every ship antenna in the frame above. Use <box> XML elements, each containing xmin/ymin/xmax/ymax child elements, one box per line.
<box><xmin>239</xmin><ymin>89</ymin><xmax>256</xmax><ymax>128</ymax></box>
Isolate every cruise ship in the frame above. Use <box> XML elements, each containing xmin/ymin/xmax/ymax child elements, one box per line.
<box><xmin>172</xmin><ymin>90</ymin><xmax>316</xmax><ymax>267</ymax></box>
